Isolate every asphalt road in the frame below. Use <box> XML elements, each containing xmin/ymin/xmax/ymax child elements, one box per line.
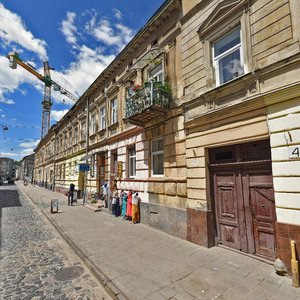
<box><xmin>0</xmin><ymin>183</ymin><xmax>111</xmax><ymax>300</ymax></box>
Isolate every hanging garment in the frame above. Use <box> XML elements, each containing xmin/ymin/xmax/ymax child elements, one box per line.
<box><xmin>121</xmin><ymin>193</ymin><xmax>128</xmax><ymax>217</ymax></box>
<box><xmin>126</xmin><ymin>192</ymin><xmax>133</xmax><ymax>219</ymax></box>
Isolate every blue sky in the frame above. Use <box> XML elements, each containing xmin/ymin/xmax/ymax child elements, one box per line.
<box><xmin>0</xmin><ymin>0</ymin><xmax>165</xmax><ymax>160</ymax></box>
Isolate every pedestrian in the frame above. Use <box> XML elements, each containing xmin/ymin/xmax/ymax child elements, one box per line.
<box><xmin>112</xmin><ymin>194</ymin><xmax>117</xmax><ymax>216</ymax></box>
<box><xmin>68</xmin><ymin>183</ymin><xmax>75</xmax><ymax>206</ymax></box>
<box><xmin>102</xmin><ymin>183</ymin><xmax>109</xmax><ymax>208</ymax></box>
<box><xmin>126</xmin><ymin>190</ymin><xmax>133</xmax><ymax>221</ymax></box>
<box><xmin>132</xmin><ymin>192</ymin><xmax>141</xmax><ymax>224</ymax></box>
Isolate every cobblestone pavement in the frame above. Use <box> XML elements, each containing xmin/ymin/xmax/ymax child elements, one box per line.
<box><xmin>0</xmin><ymin>184</ymin><xmax>111</xmax><ymax>300</ymax></box>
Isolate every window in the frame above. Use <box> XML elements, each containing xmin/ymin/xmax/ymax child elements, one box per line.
<box><xmin>149</xmin><ymin>63</ymin><xmax>163</xmax><ymax>82</ymax></box>
<box><xmin>99</xmin><ymin>106</ymin><xmax>106</xmax><ymax>130</ymax></box>
<box><xmin>90</xmin><ymin>112</ymin><xmax>96</xmax><ymax>135</ymax></box>
<box><xmin>151</xmin><ymin>138</ymin><xmax>164</xmax><ymax>175</ymax></box>
<box><xmin>111</xmin><ymin>151</ymin><xmax>118</xmax><ymax>175</ymax></box>
<box><xmin>74</xmin><ymin>127</ymin><xmax>78</xmax><ymax>145</ymax></box>
<box><xmin>111</xmin><ymin>99</ymin><xmax>118</xmax><ymax>124</ymax></box>
<box><xmin>64</xmin><ymin>133</ymin><xmax>68</xmax><ymax>150</ymax></box>
<box><xmin>81</xmin><ymin>121</ymin><xmax>86</xmax><ymax>141</ymax></box>
<box><xmin>213</xmin><ymin>27</ymin><xmax>244</xmax><ymax>86</ymax></box>
<box><xmin>69</xmin><ymin>130</ymin><xmax>72</xmax><ymax>147</ymax></box>
<box><xmin>128</xmin><ymin>146</ymin><xmax>136</xmax><ymax>177</ymax></box>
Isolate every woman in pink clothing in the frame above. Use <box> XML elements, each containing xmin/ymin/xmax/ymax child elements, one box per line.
<box><xmin>126</xmin><ymin>191</ymin><xmax>133</xmax><ymax>220</ymax></box>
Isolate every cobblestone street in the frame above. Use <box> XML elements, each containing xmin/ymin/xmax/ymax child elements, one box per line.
<box><xmin>0</xmin><ymin>184</ymin><xmax>110</xmax><ymax>300</ymax></box>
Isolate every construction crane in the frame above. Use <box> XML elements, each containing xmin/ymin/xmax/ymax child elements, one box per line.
<box><xmin>7</xmin><ymin>51</ymin><xmax>79</xmax><ymax>138</ymax></box>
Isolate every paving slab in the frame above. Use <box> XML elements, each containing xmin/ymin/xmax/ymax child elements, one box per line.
<box><xmin>17</xmin><ymin>182</ymin><xmax>300</xmax><ymax>300</ymax></box>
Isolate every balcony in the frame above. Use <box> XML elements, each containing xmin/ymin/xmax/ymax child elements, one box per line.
<box><xmin>125</xmin><ymin>81</ymin><xmax>172</xmax><ymax>126</ymax></box>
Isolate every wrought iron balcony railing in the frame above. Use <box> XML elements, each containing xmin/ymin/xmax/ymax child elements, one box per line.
<box><xmin>125</xmin><ymin>81</ymin><xmax>171</xmax><ymax>120</ymax></box>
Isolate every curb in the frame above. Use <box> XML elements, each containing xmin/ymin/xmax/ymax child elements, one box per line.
<box><xmin>17</xmin><ymin>183</ymin><xmax>129</xmax><ymax>300</ymax></box>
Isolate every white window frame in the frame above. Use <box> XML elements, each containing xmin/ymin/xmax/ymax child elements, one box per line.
<box><xmin>81</xmin><ymin>121</ymin><xmax>86</xmax><ymax>141</ymax></box>
<box><xmin>90</xmin><ymin>112</ymin><xmax>96</xmax><ymax>135</ymax></box>
<box><xmin>213</xmin><ymin>26</ymin><xmax>244</xmax><ymax>86</ymax></box>
<box><xmin>111</xmin><ymin>99</ymin><xmax>118</xmax><ymax>124</ymax></box>
<box><xmin>128</xmin><ymin>146</ymin><xmax>136</xmax><ymax>178</ymax></box>
<box><xmin>151</xmin><ymin>138</ymin><xmax>164</xmax><ymax>176</ymax></box>
<box><xmin>68</xmin><ymin>130</ymin><xmax>72</xmax><ymax>147</ymax></box>
<box><xmin>99</xmin><ymin>106</ymin><xmax>106</xmax><ymax>130</ymax></box>
<box><xmin>149</xmin><ymin>63</ymin><xmax>163</xmax><ymax>83</ymax></box>
<box><xmin>74</xmin><ymin>127</ymin><xmax>78</xmax><ymax>145</ymax></box>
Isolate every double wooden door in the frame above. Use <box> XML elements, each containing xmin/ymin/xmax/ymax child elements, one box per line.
<box><xmin>212</xmin><ymin>164</ymin><xmax>276</xmax><ymax>259</ymax></box>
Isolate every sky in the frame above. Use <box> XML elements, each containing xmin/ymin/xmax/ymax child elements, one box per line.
<box><xmin>0</xmin><ymin>0</ymin><xmax>165</xmax><ymax>160</ymax></box>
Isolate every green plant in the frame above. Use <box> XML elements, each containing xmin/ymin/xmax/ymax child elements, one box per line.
<box><xmin>155</xmin><ymin>82</ymin><xmax>172</xmax><ymax>94</ymax></box>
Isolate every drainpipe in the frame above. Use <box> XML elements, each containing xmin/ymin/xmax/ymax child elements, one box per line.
<box><xmin>52</xmin><ymin>130</ymin><xmax>57</xmax><ymax>191</ymax></box>
<box><xmin>83</xmin><ymin>97</ymin><xmax>90</xmax><ymax>204</ymax></box>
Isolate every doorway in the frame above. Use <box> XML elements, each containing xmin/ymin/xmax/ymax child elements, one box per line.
<box><xmin>209</xmin><ymin>140</ymin><xmax>276</xmax><ymax>259</ymax></box>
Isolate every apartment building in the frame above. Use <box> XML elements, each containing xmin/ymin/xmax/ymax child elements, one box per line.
<box><xmin>35</xmin><ymin>0</ymin><xmax>300</xmax><ymax>272</ymax></box>
<box><xmin>181</xmin><ymin>0</ymin><xmax>300</xmax><ymax>271</ymax></box>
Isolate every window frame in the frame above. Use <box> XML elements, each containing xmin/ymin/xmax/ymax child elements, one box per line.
<box><xmin>127</xmin><ymin>146</ymin><xmax>136</xmax><ymax>178</ymax></box>
<box><xmin>151</xmin><ymin>138</ymin><xmax>164</xmax><ymax>176</ymax></box>
<box><xmin>90</xmin><ymin>112</ymin><xmax>96</xmax><ymax>135</ymax></box>
<box><xmin>99</xmin><ymin>105</ymin><xmax>106</xmax><ymax>130</ymax></box>
<box><xmin>81</xmin><ymin>121</ymin><xmax>86</xmax><ymax>141</ymax></box>
<box><xmin>74</xmin><ymin>127</ymin><xmax>78</xmax><ymax>145</ymax></box>
<box><xmin>111</xmin><ymin>98</ymin><xmax>118</xmax><ymax>125</ymax></box>
<box><xmin>213</xmin><ymin>26</ymin><xmax>245</xmax><ymax>86</ymax></box>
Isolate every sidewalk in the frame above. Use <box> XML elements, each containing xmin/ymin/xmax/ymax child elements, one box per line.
<box><xmin>17</xmin><ymin>182</ymin><xmax>300</xmax><ymax>300</ymax></box>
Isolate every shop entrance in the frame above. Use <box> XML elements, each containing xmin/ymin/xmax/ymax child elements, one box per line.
<box><xmin>209</xmin><ymin>140</ymin><xmax>276</xmax><ymax>259</ymax></box>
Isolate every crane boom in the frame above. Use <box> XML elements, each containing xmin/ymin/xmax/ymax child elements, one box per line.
<box><xmin>7</xmin><ymin>51</ymin><xmax>79</xmax><ymax>138</ymax></box>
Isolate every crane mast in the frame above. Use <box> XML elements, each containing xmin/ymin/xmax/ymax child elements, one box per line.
<box><xmin>7</xmin><ymin>52</ymin><xmax>79</xmax><ymax>139</ymax></box>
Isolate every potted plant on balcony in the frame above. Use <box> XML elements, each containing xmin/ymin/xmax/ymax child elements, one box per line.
<box><xmin>154</xmin><ymin>82</ymin><xmax>172</xmax><ymax>95</ymax></box>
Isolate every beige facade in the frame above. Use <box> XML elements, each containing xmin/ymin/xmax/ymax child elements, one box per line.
<box><xmin>35</xmin><ymin>0</ymin><xmax>300</xmax><ymax>272</ymax></box>
<box><xmin>181</xmin><ymin>0</ymin><xmax>300</xmax><ymax>271</ymax></box>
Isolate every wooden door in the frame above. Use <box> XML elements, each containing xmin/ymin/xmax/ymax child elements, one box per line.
<box><xmin>214</xmin><ymin>169</ymin><xmax>247</xmax><ymax>252</ymax></box>
<box><xmin>245</xmin><ymin>169</ymin><xmax>276</xmax><ymax>258</ymax></box>
<box><xmin>213</xmin><ymin>165</ymin><xmax>276</xmax><ymax>259</ymax></box>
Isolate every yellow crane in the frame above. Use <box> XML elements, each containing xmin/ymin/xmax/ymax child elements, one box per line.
<box><xmin>7</xmin><ymin>51</ymin><xmax>78</xmax><ymax>138</ymax></box>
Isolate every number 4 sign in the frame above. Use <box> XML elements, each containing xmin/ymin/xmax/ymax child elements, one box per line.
<box><xmin>288</xmin><ymin>146</ymin><xmax>300</xmax><ymax>159</ymax></box>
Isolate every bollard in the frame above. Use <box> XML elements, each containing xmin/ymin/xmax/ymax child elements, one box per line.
<box><xmin>291</xmin><ymin>240</ymin><xmax>299</xmax><ymax>288</ymax></box>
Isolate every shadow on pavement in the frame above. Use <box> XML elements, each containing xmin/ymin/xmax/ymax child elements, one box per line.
<box><xmin>0</xmin><ymin>186</ymin><xmax>22</xmax><ymax>249</ymax></box>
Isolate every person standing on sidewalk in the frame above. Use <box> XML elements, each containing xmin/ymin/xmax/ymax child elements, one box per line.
<box><xmin>102</xmin><ymin>183</ymin><xmax>109</xmax><ymax>208</ymax></box>
<box><xmin>132</xmin><ymin>192</ymin><xmax>141</xmax><ymax>224</ymax></box>
<box><xmin>68</xmin><ymin>183</ymin><xmax>75</xmax><ymax>206</ymax></box>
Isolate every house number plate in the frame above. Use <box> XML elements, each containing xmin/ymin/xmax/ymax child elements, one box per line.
<box><xmin>288</xmin><ymin>145</ymin><xmax>300</xmax><ymax>159</ymax></box>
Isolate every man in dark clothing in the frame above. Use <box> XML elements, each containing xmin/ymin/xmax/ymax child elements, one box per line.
<box><xmin>68</xmin><ymin>183</ymin><xmax>75</xmax><ymax>206</ymax></box>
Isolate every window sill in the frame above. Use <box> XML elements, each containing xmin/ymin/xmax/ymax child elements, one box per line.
<box><xmin>98</xmin><ymin>128</ymin><xmax>106</xmax><ymax>135</ymax></box>
<box><xmin>108</xmin><ymin>122</ymin><xmax>119</xmax><ymax>130</ymax></box>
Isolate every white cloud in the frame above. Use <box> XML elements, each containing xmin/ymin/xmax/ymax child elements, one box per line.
<box><xmin>85</xmin><ymin>12</ymin><xmax>134</xmax><ymax>51</ymax></box>
<box><xmin>61</xmin><ymin>11</ymin><xmax>78</xmax><ymax>45</ymax></box>
<box><xmin>56</xmin><ymin>45</ymin><xmax>114</xmax><ymax>101</ymax></box>
<box><xmin>0</xmin><ymin>55</ymin><xmax>43</xmax><ymax>105</ymax></box>
<box><xmin>51</xmin><ymin>109</ymin><xmax>69</xmax><ymax>122</ymax></box>
<box><xmin>0</xmin><ymin>114</ymin><xmax>5</xmax><ymax>118</ymax></box>
<box><xmin>0</xmin><ymin>97</ymin><xmax>15</xmax><ymax>104</ymax></box>
<box><xmin>113</xmin><ymin>8</ymin><xmax>122</xmax><ymax>20</ymax></box>
<box><xmin>19</xmin><ymin>140</ymin><xmax>40</xmax><ymax>148</ymax></box>
<box><xmin>0</xmin><ymin>3</ymin><xmax>47</xmax><ymax>60</ymax></box>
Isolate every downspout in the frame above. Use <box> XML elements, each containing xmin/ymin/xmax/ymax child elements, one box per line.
<box><xmin>52</xmin><ymin>131</ymin><xmax>57</xmax><ymax>191</ymax></box>
<box><xmin>83</xmin><ymin>97</ymin><xmax>90</xmax><ymax>204</ymax></box>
